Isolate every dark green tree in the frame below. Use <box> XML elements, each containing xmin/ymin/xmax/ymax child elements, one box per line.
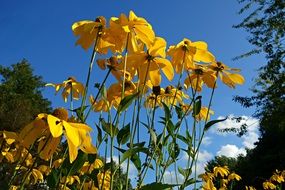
<box><xmin>0</xmin><ymin>59</ymin><xmax>52</xmax><ymax>132</ymax></box>
<box><xmin>230</xmin><ymin>0</ymin><xmax>285</xmax><ymax>189</ymax></box>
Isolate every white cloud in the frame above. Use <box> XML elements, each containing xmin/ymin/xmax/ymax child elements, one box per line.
<box><xmin>201</xmin><ymin>136</ymin><xmax>212</xmax><ymax>146</ymax></box>
<box><xmin>163</xmin><ymin>170</ymin><xmax>184</xmax><ymax>184</ymax></box>
<box><xmin>182</xmin><ymin>150</ymin><xmax>213</xmax><ymax>175</ymax></box>
<box><xmin>212</xmin><ymin>115</ymin><xmax>259</xmax><ymax>149</ymax></box>
<box><xmin>217</xmin><ymin>144</ymin><xmax>246</xmax><ymax>158</ymax></box>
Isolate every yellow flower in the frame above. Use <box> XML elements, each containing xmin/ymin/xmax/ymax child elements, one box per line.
<box><xmin>263</xmin><ymin>181</ymin><xmax>276</xmax><ymax>189</ymax></box>
<box><xmin>196</xmin><ymin>106</ymin><xmax>214</xmax><ymax>121</ymax></box>
<box><xmin>37</xmin><ymin>165</ymin><xmax>51</xmax><ymax>176</ymax></box>
<box><xmin>18</xmin><ymin>166</ymin><xmax>44</xmax><ymax>185</ymax></box>
<box><xmin>213</xmin><ymin>166</ymin><xmax>230</xmax><ymax>178</ymax></box>
<box><xmin>52</xmin><ymin>158</ymin><xmax>64</xmax><ymax>169</ymax></box>
<box><xmin>184</xmin><ymin>64</ymin><xmax>217</xmax><ymax>92</ymax></box>
<box><xmin>270</xmin><ymin>170</ymin><xmax>284</xmax><ymax>183</ymax></box>
<box><xmin>107</xmin><ymin>10</ymin><xmax>155</xmax><ymax>53</ymax></box>
<box><xmin>208</xmin><ymin>61</ymin><xmax>245</xmax><ymax>88</ymax></box>
<box><xmin>168</xmin><ymin>38</ymin><xmax>215</xmax><ymax>74</ymax></box>
<box><xmin>90</xmin><ymin>75</ymin><xmax>137</xmax><ymax>112</ymax></box>
<box><xmin>46</xmin><ymin>77</ymin><xmax>85</xmax><ymax>102</ymax></box>
<box><xmin>96</xmin><ymin>56</ymin><xmax>128</xmax><ymax>81</ymax></box>
<box><xmin>128</xmin><ymin>37</ymin><xmax>174</xmax><ymax>86</ymax></box>
<box><xmin>2</xmin><ymin>131</ymin><xmax>18</xmax><ymax>145</ymax></box>
<box><xmin>72</xmin><ymin>16</ymin><xmax>112</xmax><ymax>52</ymax></box>
<box><xmin>199</xmin><ymin>172</ymin><xmax>215</xmax><ymax>182</ymax></box>
<box><xmin>19</xmin><ymin>108</ymin><xmax>96</xmax><ymax>163</ymax></box>
<box><xmin>61</xmin><ymin>175</ymin><xmax>80</xmax><ymax>185</ymax></box>
<box><xmin>97</xmin><ymin>171</ymin><xmax>111</xmax><ymax>189</ymax></box>
<box><xmin>144</xmin><ymin>85</ymin><xmax>188</xmax><ymax>108</ymax></box>
<box><xmin>80</xmin><ymin>159</ymin><xmax>104</xmax><ymax>174</ymax></box>
<box><xmin>180</xmin><ymin>104</ymin><xmax>214</xmax><ymax>121</ymax></box>
<box><xmin>228</xmin><ymin>172</ymin><xmax>242</xmax><ymax>181</ymax></box>
<box><xmin>245</xmin><ymin>186</ymin><xmax>257</xmax><ymax>190</ymax></box>
<box><xmin>202</xmin><ymin>179</ymin><xmax>217</xmax><ymax>190</ymax></box>
<box><xmin>90</xmin><ymin>96</ymin><xmax>112</xmax><ymax>112</ymax></box>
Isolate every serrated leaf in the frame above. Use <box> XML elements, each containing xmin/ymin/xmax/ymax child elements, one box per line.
<box><xmin>117</xmin><ymin>92</ymin><xmax>139</xmax><ymax>113</ymax></box>
<box><xmin>141</xmin><ymin>182</ymin><xmax>179</xmax><ymax>190</ymax></box>
<box><xmin>204</xmin><ymin>117</ymin><xmax>227</xmax><ymax>131</ymax></box>
<box><xmin>117</xmin><ymin>123</ymin><xmax>130</xmax><ymax>145</ymax></box>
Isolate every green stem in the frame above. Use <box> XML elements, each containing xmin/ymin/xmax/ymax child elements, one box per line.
<box><xmin>180</xmin><ymin>79</ymin><xmax>217</xmax><ymax>190</ymax></box>
<box><xmin>84</xmin><ymin>68</ymin><xmax>112</xmax><ymax>122</ymax></box>
<box><xmin>80</xmin><ymin>31</ymin><xmax>101</xmax><ymax>118</ymax></box>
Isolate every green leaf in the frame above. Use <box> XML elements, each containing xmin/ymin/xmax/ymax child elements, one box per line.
<box><xmin>175</xmin><ymin>105</ymin><xmax>183</xmax><ymax>119</ymax></box>
<box><xmin>67</xmin><ymin>151</ymin><xmax>88</xmax><ymax>176</ymax></box>
<box><xmin>47</xmin><ymin>169</ymin><xmax>60</xmax><ymax>188</ymax></box>
<box><xmin>162</xmin><ymin>102</ymin><xmax>171</xmax><ymax>121</ymax></box>
<box><xmin>101</xmin><ymin>118</ymin><xmax>119</xmax><ymax>137</ymax></box>
<box><xmin>117</xmin><ymin>123</ymin><xmax>130</xmax><ymax>145</ymax></box>
<box><xmin>168</xmin><ymin>141</ymin><xmax>180</xmax><ymax>159</ymax></box>
<box><xmin>186</xmin><ymin>130</ymin><xmax>192</xmax><ymax>145</ymax></box>
<box><xmin>127</xmin><ymin>141</ymin><xmax>146</xmax><ymax>148</ymax></box>
<box><xmin>204</xmin><ymin>117</ymin><xmax>227</xmax><ymax>131</ymax></box>
<box><xmin>177</xmin><ymin>134</ymin><xmax>188</xmax><ymax>144</ymax></box>
<box><xmin>193</xmin><ymin>97</ymin><xmax>202</xmax><ymax>116</ymax></box>
<box><xmin>70</xmin><ymin>106</ymin><xmax>88</xmax><ymax>122</ymax></box>
<box><xmin>184</xmin><ymin>178</ymin><xmax>198</xmax><ymax>187</ymax></box>
<box><xmin>149</xmin><ymin>127</ymin><xmax>157</xmax><ymax>145</ymax></box>
<box><xmin>95</xmin><ymin>123</ymin><xmax>102</xmax><ymax>146</ymax></box>
<box><xmin>141</xmin><ymin>182</ymin><xmax>179</xmax><ymax>190</ymax></box>
<box><xmin>88</xmin><ymin>154</ymin><xmax>97</xmax><ymax>163</ymax></box>
<box><xmin>166</xmin><ymin>119</ymin><xmax>175</xmax><ymax>137</ymax></box>
<box><xmin>117</xmin><ymin>92</ymin><xmax>139</xmax><ymax>113</ymax></box>
<box><xmin>120</xmin><ymin>147</ymin><xmax>149</xmax><ymax>164</ymax></box>
<box><xmin>130</xmin><ymin>152</ymin><xmax>142</xmax><ymax>171</ymax></box>
<box><xmin>178</xmin><ymin>167</ymin><xmax>192</xmax><ymax>178</ymax></box>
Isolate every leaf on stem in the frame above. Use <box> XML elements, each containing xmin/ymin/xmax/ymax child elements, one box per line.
<box><xmin>101</xmin><ymin>118</ymin><xmax>119</xmax><ymax>137</ymax></box>
<box><xmin>140</xmin><ymin>182</ymin><xmax>179</xmax><ymax>190</ymax></box>
<box><xmin>117</xmin><ymin>92</ymin><xmax>139</xmax><ymax>113</ymax></box>
<box><xmin>117</xmin><ymin>123</ymin><xmax>130</xmax><ymax>145</ymax></box>
<box><xmin>204</xmin><ymin>117</ymin><xmax>227</xmax><ymax>131</ymax></box>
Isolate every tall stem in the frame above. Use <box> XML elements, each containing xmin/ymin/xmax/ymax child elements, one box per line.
<box><xmin>80</xmin><ymin>30</ymin><xmax>101</xmax><ymax>118</ymax></box>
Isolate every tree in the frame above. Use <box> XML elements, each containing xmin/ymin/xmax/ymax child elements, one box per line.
<box><xmin>0</xmin><ymin>59</ymin><xmax>52</xmax><ymax>132</ymax></box>
<box><xmin>230</xmin><ymin>0</ymin><xmax>285</xmax><ymax>189</ymax></box>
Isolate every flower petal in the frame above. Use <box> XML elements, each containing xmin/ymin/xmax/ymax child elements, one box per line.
<box><xmin>47</xmin><ymin>115</ymin><xmax>63</xmax><ymax>138</ymax></box>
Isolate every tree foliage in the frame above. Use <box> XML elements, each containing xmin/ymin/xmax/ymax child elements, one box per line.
<box><xmin>0</xmin><ymin>59</ymin><xmax>52</xmax><ymax>132</ymax></box>
<box><xmin>230</xmin><ymin>0</ymin><xmax>285</xmax><ymax>188</ymax></box>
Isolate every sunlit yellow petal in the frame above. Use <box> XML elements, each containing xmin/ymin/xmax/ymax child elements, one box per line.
<box><xmin>62</xmin><ymin>121</ymin><xmax>80</xmax><ymax>147</ymax></box>
<box><xmin>47</xmin><ymin>115</ymin><xmax>63</xmax><ymax>138</ymax></box>
<box><xmin>156</xmin><ymin>57</ymin><xmax>174</xmax><ymax>81</ymax></box>
<box><xmin>66</xmin><ymin>136</ymin><xmax>78</xmax><ymax>163</ymax></box>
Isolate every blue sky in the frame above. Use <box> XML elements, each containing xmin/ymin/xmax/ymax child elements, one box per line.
<box><xmin>0</xmin><ymin>0</ymin><xmax>265</xmax><ymax>187</ymax></box>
